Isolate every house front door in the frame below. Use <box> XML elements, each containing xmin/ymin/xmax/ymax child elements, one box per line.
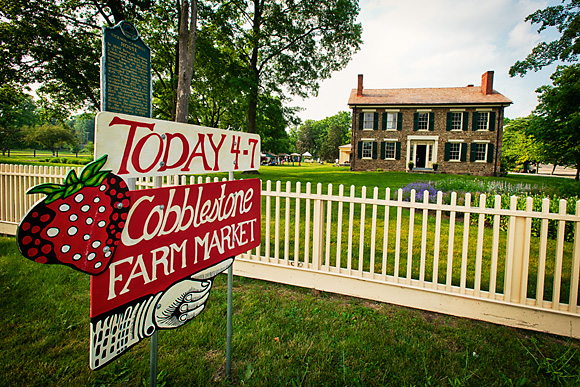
<box><xmin>416</xmin><ymin>145</ymin><xmax>427</xmax><ymax>168</ymax></box>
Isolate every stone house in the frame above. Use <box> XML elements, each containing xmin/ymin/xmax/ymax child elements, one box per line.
<box><xmin>347</xmin><ymin>71</ymin><xmax>512</xmax><ymax>176</ymax></box>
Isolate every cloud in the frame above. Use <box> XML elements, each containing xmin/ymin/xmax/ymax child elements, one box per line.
<box><xmin>292</xmin><ymin>0</ymin><xmax>560</xmax><ymax>123</ymax></box>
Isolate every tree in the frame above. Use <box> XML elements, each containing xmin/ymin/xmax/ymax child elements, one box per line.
<box><xmin>510</xmin><ymin>0</ymin><xmax>580</xmax><ymax>77</ymax></box>
<box><xmin>295</xmin><ymin>111</ymin><xmax>350</xmax><ymax>159</ymax></box>
<box><xmin>24</xmin><ymin>123</ymin><xmax>78</xmax><ymax>156</ymax></box>
<box><xmin>0</xmin><ymin>0</ymin><xmax>153</xmax><ymax>116</ymax></box>
<box><xmin>214</xmin><ymin>0</ymin><xmax>362</xmax><ymax>133</ymax></box>
<box><xmin>530</xmin><ymin>64</ymin><xmax>580</xmax><ymax>180</ymax></box>
<box><xmin>0</xmin><ymin>85</ymin><xmax>38</xmax><ymax>155</ymax></box>
<box><xmin>501</xmin><ymin>116</ymin><xmax>544</xmax><ymax>172</ymax></box>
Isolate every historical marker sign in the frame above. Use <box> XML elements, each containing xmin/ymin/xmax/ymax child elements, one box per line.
<box><xmin>101</xmin><ymin>21</ymin><xmax>152</xmax><ymax>118</ymax></box>
<box><xmin>95</xmin><ymin>112</ymin><xmax>261</xmax><ymax>177</ymax></box>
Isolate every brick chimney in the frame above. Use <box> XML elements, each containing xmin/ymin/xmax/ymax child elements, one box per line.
<box><xmin>357</xmin><ymin>74</ymin><xmax>363</xmax><ymax>97</ymax></box>
<box><xmin>481</xmin><ymin>71</ymin><xmax>494</xmax><ymax>95</ymax></box>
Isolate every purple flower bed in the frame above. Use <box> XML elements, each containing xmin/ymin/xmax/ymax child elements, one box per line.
<box><xmin>400</xmin><ymin>182</ymin><xmax>440</xmax><ymax>203</ymax></box>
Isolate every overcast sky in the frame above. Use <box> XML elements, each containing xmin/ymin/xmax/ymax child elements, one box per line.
<box><xmin>293</xmin><ymin>0</ymin><xmax>562</xmax><ymax>122</ymax></box>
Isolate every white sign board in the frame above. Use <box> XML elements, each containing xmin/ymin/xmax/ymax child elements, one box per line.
<box><xmin>95</xmin><ymin>112</ymin><xmax>261</xmax><ymax>178</ymax></box>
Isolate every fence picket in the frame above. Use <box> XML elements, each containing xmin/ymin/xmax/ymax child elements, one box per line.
<box><xmin>382</xmin><ymin>188</ymin><xmax>391</xmax><ymax>281</ymax></box>
<box><xmin>394</xmin><ymin>189</ymin><xmax>403</xmax><ymax>280</ymax></box>
<box><xmin>336</xmin><ymin>184</ymin><xmax>344</xmax><ymax>270</ymax></box>
<box><xmin>569</xmin><ymin>201</ymin><xmax>580</xmax><ymax>312</ymax></box>
<box><xmin>325</xmin><ymin>184</ymin><xmax>333</xmax><ymax>271</ymax></box>
<box><xmin>446</xmin><ymin>192</ymin><xmax>457</xmax><ymax>292</ymax></box>
<box><xmin>536</xmin><ymin>198</ymin><xmax>550</xmax><ymax>306</ymax></box>
<box><xmin>432</xmin><ymin>191</ymin><xmax>442</xmax><ymax>290</ymax></box>
<box><xmin>419</xmin><ymin>191</ymin><xmax>428</xmax><ymax>285</ymax></box>
<box><xmin>294</xmin><ymin>182</ymin><xmax>301</xmax><ymax>266</ymax></box>
<box><xmin>460</xmin><ymin>193</ymin><xmax>471</xmax><ymax>294</ymax></box>
<box><xmin>358</xmin><ymin>186</ymin><xmax>367</xmax><ymax>276</ymax></box>
<box><xmin>490</xmin><ymin>195</ymin><xmax>501</xmax><ymax>298</ymax></box>
<box><xmin>406</xmin><ymin>189</ymin><xmax>416</xmax><ymax>284</ymax></box>
<box><xmin>474</xmin><ymin>194</ymin><xmax>485</xmax><ymax>296</ymax></box>
<box><xmin>347</xmin><ymin>185</ymin><xmax>355</xmax><ymax>275</ymax></box>
<box><xmin>370</xmin><ymin>187</ymin><xmax>379</xmax><ymax>276</ymax></box>
<box><xmin>553</xmin><ymin>199</ymin><xmax>567</xmax><ymax>309</ymax></box>
<box><xmin>274</xmin><ymin>181</ymin><xmax>281</xmax><ymax>262</ymax></box>
<box><xmin>265</xmin><ymin>180</ymin><xmax>272</xmax><ymax>261</ymax></box>
<box><xmin>284</xmin><ymin>181</ymin><xmax>291</xmax><ymax>265</ymax></box>
<box><xmin>520</xmin><ymin>198</ymin><xmax>533</xmax><ymax>304</ymax></box>
<box><xmin>304</xmin><ymin>182</ymin><xmax>311</xmax><ymax>266</ymax></box>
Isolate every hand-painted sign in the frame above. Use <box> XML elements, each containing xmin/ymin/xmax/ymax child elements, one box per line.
<box><xmin>89</xmin><ymin>178</ymin><xmax>261</xmax><ymax>369</ymax></box>
<box><xmin>95</xmin><ymin>112</ymin><xmax>261</xmax><ymax>178</ymax></box>
<box><xmin>16</xmin><ymin>156</ymin><xmax>262</xmax><ymax>370</ymax></box>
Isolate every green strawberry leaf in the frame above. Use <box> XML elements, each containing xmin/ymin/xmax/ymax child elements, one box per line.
<box><xmin>64</xmin><ymin>182</ymin><xmax>84</xmax><ymax>198</ymax></box>
<box><xmin>84</xmin><ymin>170</ymin><xmax>110</xmax><ymax>187</ymax></box>
<box><xmin>27</xmin><ymin>183</ymin><xmax>65</xmax><ymax>196</ymax></box>
<box><xmin>80</xmin><ymin>155</ymin><xmax>110</xmax><ymax>184</ymax></box>
<box><xmin>45</xmin><ymin>190</ymin><xmax>65</xmax><ymax>204</ymax></box>
<box><xmin>64</xmin><ymin>169</ymin><xmax>80</xmax><ymax>186</ymax></box>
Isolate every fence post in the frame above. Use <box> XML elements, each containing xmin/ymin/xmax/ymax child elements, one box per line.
<box><xmin>312</xmin><ymin>183</ymin><xmax>324</xmax><ymax>270</ymax></box>
<box><xmin>505</xmin><ymin>196</ymin><xmax>527</xmax><ymax>303</ymax></box>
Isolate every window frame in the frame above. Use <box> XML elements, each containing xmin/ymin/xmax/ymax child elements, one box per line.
<box><xmin>474</xmin><ymin>142</ymin><xmax>488</xmax><ymax>162</ymax></box>
<box><xmin>384</xmin><ymin>141</ymin><xmax>396</xmax><ymax>159</ymax></box>
<box><xmin>451</xmin><ymin>112</ymin><xmax>463</xmax><ymax>131</ymax></box>
<box><xmin>361</xmin><ymin>140</ymin><xmax>373</xmax><ymax>159</ymax></box>
<box><xmin>363</xmin><ymin>112</ymin><xmax>375</xmax><ymax>130</ymax></box>
<box><xmin>448</xmin><ymin>142</ymin><xmax>461</xmax><ymax>161</ymax></box>
<box><xmin>385</xmin><ymin>112</ymin><xmax>398</xmax><ymax>130</ymax></box>
<box><xmin>476</xmin><ymin>112</ymin><xmax>490</xmax><ymax>131</ymax></box>
<box><xmin>417</xmin><ymin>112</ymin><xmax>429</xmax><ymax>131</ymax></box>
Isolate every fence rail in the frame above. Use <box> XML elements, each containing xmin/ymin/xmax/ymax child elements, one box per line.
<box><xmin>2</xmin><ymin>163</ymin><xmax>580</xmax><ymax>338</ymax></box>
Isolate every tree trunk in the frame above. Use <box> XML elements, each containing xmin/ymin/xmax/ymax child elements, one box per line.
<box><xmin>175</xmin><ymin>0</ymin><xmax>198</xmax><ymax>124</ymax></box>
<box><xmin>246</xmin><ymin>0</ymin><xmax>262</xmax><ymax>134</ymax></box>
<box><xmin>552</xmin><ymin>164</ymin><xmax>556</xmax><ymax>175</ymax></box>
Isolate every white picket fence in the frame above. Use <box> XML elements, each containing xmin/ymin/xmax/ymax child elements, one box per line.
<box><xmin>2</xmin><ymin>163</ymin><xmax>580</xmax><ymax>338</ymax></box>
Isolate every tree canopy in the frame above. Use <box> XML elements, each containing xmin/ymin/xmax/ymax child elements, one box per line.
<box><xmin>529</xmin><ymin>64</ymin><xmax>580</xmax><ymax>180</ymax></box>
<box><xmin>0</xmin><ymin>85</ymin><xmax>38</xmax><ymax>154</ymax></box>
<box><xmin>501</xmin><ymin>116</ymin><xmax>544</xmax><ymax>172</ymax></box>
<box><xmin>510</xmin><ymin>0</ymin><xmax>580</xmax><ymax>76</ymax></box>
<box><xmin>294</xmin><ymin>111</ymin><xmax>351</xmax><ymax>160</ymax></box>
<box><xmin>1</xmin><ymin>0</ymin><xmax>362</xmax><ymax>147</ymax></box>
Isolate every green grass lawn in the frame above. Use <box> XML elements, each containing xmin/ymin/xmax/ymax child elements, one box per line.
<box><xmin>2</xmin><ymin>161</ymin><xmax>580</xmax><ymax>385</ymax></box>
<box><xmin>1</xmin><ymin>236</ymin><xmax>579</xmax><ymax>386</ymax></box>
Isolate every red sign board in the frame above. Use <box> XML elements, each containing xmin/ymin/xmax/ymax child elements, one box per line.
<box><xmin>90</xmin><ymin>178</ymin><xmax>261</xmax><ymax>317</ymax></box>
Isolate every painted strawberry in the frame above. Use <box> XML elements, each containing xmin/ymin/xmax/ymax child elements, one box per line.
<box><xmin>16</xmin><ymin>155</ymin><xmax>131</xmax><ymax>275</ymax></box>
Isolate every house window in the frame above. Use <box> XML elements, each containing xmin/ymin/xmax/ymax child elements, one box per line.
<box><xmin>363</xmin><ymin>113</ymin><xmax>374</xmax><ymax>130</ymax></box>
<box><xmin>474</xmin><ymin>143</ymin><xmax>488</xmax><ymax>161</ymax></box>
<box><xmin>417</xmin><ymin>112</ymin><xmax>429</xmax><ymax>130</ymax></box>
<box><xmin>449</xmin><ymin>143</ymin><xmax>461</xmax><ymax>161</ymax></box>
<box><xmin>385</xmin><ymin>113</ymin><xmax>397</xmax><ymax>130</ymax></box>
<box><xmin>451</xmin><ymin>112</ymin><xmax>463</xmax><ymax>130</ymax></box>
<box><xmin>476</xmin><ymin>112</ymin><xmax>489</xmax><ymax>130</ymax></box>
<box><xmin>362</xmin><ymin>141</ymin><xmax>373</xmax><ymax>158</ymax></box>
<box><xmin>384</xmin><ymin>142</ymin><xmax>396</xmax><ymax>159</ymax></box>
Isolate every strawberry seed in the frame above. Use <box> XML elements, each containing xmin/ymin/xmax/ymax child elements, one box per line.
<box><xmin>46</xmin><ymin>227</ymin><xmax>59</xmax><ymax>237</ymax></box>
